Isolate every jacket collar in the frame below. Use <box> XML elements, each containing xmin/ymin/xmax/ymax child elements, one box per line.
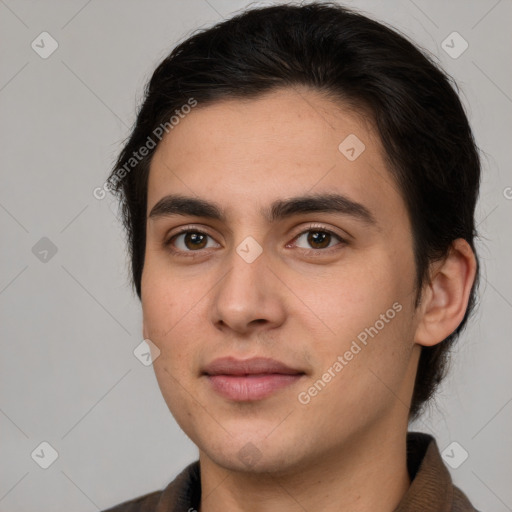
<box><xmin>154</xmin><ymin>431</ymin><xmax>477</xmax><ymax>512</ymax></box>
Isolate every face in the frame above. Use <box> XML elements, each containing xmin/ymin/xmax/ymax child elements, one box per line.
<box><xmin>141</xmin><ymin>87</ymin><xmax>422</xmax><ymax>475</ymax></box>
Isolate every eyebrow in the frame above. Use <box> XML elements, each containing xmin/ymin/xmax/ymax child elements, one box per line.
<box><xmin>148</xmin><ymin>193</ymin><xmax>377</xmax><ymax>226</ymax></box>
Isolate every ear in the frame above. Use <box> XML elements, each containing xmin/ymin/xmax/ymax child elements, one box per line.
<box><xmin>414</xmin><ymin>239</ymin><xmax>477</xmax><ymax>347</ymax></box>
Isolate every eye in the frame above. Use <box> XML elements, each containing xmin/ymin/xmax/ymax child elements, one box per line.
<box><xmin>289</xmin><ymin>225</ymin><xmax>347</xmax><ymax>252</ymax></box>
<box><xmin>164</xmin><ymin>228</ymin><xmax>220</xmax><ymax>256</ymax></box>
<box><xmin>163</xmin><ymin>224</ymin><xmax>347</xmax><ymax>257</ymax></box>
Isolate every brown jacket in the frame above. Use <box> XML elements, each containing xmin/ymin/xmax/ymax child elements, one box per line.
<box><xmin>102</xmin><ymin>432</ymin><xmax>481</xmax><ymax>512</ymax></box>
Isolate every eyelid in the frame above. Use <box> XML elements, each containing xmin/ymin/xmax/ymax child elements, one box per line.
<box><xmin>289</xmin><ymin>222</ymin><xmax>350</xmax><ymax>243</ymax></box>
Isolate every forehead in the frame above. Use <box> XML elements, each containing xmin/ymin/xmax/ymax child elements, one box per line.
<box><xmin>147</xmin><ymin>87</ymin><xmax>402</xmax><ymax>222</ymax></box>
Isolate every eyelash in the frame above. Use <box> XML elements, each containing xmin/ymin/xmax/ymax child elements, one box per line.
<box><xmin>163</xmin><ymin>224</ymin><xmax>348</xmax><ymax>258</ymax></box>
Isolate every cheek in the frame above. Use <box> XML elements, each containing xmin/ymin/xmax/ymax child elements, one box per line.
<box><xmin>143</xmin><ymin>279</ymin><xmax>198</xmax><ymax>423</ymax></box>
<box><xmin>301</xmin><ymin>310</ymin><xmax>413</xmax><ymax>432</ymax></box>
<box><xmin>296</xmin><ymin>253</ymin><xmax>415</xmax><ymax>388</ymax></box>
<box><xmin>141</xmin><ymin>255</ymin><xmax>187</xmax><ymax>340</ymax></box>
<box><xmin>141</xmin><ymin>285</ymin><xmax>174</xmax><ymax>342</ymax></box>
<box><xmin>151</xmin><ymin>356</ymin><xmax>202</xmax><ymax>442</ymax></box>
<box><xmin>296</xmin><ymin>255</ymin><xmax>402</xmax><ymax>334</ymax></box>
<box><xmin>141</xmin><ymin>262</ymin><xmax>202</xmax><ymax>373</ymax></box>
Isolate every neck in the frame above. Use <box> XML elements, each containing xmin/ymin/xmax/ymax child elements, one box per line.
<box><xmin>198</xmin><ymin>416</ymin><xmax>411</xmax><ymax>512</ymax></box>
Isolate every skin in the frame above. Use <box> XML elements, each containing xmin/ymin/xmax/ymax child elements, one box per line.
<box><xmin>141</xmin><ymin>86</ymin><xmax>476</xmax><ymax>512</ymax></box>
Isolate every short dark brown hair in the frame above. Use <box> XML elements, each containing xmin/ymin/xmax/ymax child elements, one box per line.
<box><xmin>107</xmin><ymin>2</ymin><xmax>481</xmax><ymax>422</ymax></box>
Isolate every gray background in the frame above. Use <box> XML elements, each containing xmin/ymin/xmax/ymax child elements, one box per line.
<box><xmin>1</xmin><ymin>0</ymin><xmax>511</xmax><ymax>510</ymax></box>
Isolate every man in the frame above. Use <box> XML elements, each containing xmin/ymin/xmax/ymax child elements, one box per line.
<box><xmin>102</xmin><ymin>2</ymin><xmax>481</xmax><ymax>511</ymax></box>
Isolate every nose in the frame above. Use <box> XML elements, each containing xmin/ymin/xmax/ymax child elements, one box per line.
<box><xmin>210</xmin><ymin>245</ymin><xmax>287</xmax><ymax>335</ymax></box>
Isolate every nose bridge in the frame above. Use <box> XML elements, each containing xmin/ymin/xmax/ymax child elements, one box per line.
<box><xmin>220</xmin><ymin>236</ymin><xmax>267</xmax><ymax>305</ymax></box>
<box><xmin>222</xmin><ymin>215</ymin><xmax>269</xmax><ymax>282</ymax></box>
<box><xmin>211</xmin><ymin>234</ymin><xmax>285</xmax><ymax>331</ymax></box>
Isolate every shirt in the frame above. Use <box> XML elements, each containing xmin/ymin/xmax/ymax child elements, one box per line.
<box><xmin>102</xmin><ymin>431</ymin><xmax>481</xmax><ymax>512</ymax></box>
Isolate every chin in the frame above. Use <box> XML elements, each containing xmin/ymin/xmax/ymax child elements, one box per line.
<box><xmin>199</xmin><ymin>433</ymin><xmax>311</xmax><ymax>476</ymax></box>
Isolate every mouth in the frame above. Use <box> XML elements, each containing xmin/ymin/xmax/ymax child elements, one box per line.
<box><xmin>202</xmin><ymin>356</ymin><xmax>306</xmax><ymax>401</ymax></box>
<box><xmin>205</xmin><ymin>374</ymin><xmax>305</xmax><ymax>401</ymax></box>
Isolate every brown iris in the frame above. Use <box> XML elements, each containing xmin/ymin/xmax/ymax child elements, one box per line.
<box><xmin>306</xmin><ymin>231</ymin><xmax>331</xmax><ymax>249</ymax></box>
<box><xmin>184</xmin><ymin>232</ymin><xmax>208</xmax><ymax>250</ymax></box>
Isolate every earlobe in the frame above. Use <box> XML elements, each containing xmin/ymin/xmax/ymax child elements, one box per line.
<box><xmin>414</xmin><ymin>239</ymin><xmax>477</xmax><ymax>347</ymax></box>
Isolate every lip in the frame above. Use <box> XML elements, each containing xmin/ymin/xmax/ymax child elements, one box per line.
<box><xmin>203</xmin><ymin>356</ymin><xmax>303</xmax><ymax>376</ymax></box>
<box><xmin>202</xmin><ymin>357</ymin><xmax>305</xmax><ymax>401</ymax></box>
